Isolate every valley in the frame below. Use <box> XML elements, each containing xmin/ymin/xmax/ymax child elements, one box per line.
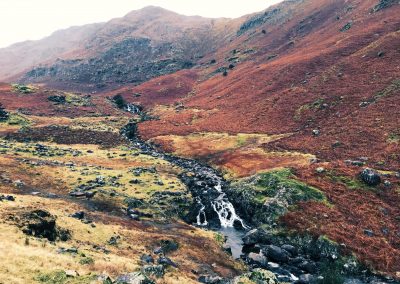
<box><xmin>0</xmin><ymin>0</ymin><xmax>400</xmax><ymax>283</ymax></box>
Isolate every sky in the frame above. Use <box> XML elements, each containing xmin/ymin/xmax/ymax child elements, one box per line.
<box><xmin>0</xmin><ymin>0</ymin><xmax>281</xmax><ymax>48</ymax></box>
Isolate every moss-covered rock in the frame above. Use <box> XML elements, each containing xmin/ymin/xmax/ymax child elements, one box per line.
<box><xmin>227</xmin><ymin>169</ymin><xmax>327</xmax><ymax>226</ymax></box>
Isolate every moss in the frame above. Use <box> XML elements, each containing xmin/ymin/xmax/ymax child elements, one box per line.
<box><xmin>373</xmin><ymin>79</ymin><xmax>400</xmax><ymax>101</ymax></box>
<box><xmin>12</xmin><ymin>84</ymin><xmax>36</xmax><ymax>94</ymax></box>
<box><xmin>255</xmin><ymin>169</ymin><xmax>327</xmax><ymax>204</ymax></box>
<box><xmin>6</xmin><ymin>114</ymin><xmax>30</xmax><ymax>126</ymax></box>
<box><xmin>79</xmin><ymin>256</ymin><xmax>94</xmax><ymax>265</ymax></box>
<box><xmin>325</xmin><ymin>170</ymin><xmax>372</xmax><ymax>191</ymax></box>
<box><xmin>36</xmin><ymin>270</ymin><xmax>96</xmax><ymax>284</ymax></box>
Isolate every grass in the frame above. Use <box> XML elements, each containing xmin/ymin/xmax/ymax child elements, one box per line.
<box><xmin>36</xmin><ymin>271</ymin><xmax>96</xmax><ymax>284</ymax></box>
<box><xmin>373</xmin><ymin>79</ymin><xmax>400</xmax><ymax>102</ymax></box>
<box><xmin>294</xmin><ymin>98</ymin><xmax>325</xmax><ymax>120</ymax></box>
<box><xmin>254</xmin><ymin>168</ymin><xmax>327</xmax><ymax>204</ymax></box>
<box><xmin>12</xmin><ymin>84</ymin><xmax>37</xmax><ymax>94</ymax></box>
<box><xmin>325</xmin><ymin>170</ymin><xmax>372</xmax><ymax>191</ymax></box>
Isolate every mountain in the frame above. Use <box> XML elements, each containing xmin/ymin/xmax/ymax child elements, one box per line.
<box><xmin>1</xmin><ymin>0</ymin><xmax>400</xmax><ymax>283</ymax></box>
<box><xmin>0</xmin><ymin>6</ymin><xmax>235</xmax><ymax>91</ymax></box>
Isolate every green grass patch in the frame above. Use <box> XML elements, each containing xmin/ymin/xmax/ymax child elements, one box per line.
<box><xmin>12</xmin><ymin>84</ymin><xmax>36</xmax><ymax>94</ymax></box>
<box><xmin>6</xmin><ymin>114</ymin><xmax>30</xmax><ymax>126</ymax></box>
<box><xmin>374</xmin><ymin>79</ymin><xmax>400</xmax><ymax>101</ymax></box>
<box><xmin>36</xmin><ymin>270</ymin><xmax>96</xmax><ymax>284</ymax></box>
<box><xmin>294</xmin><ymin>98</ymin><xmax>325</xmax><ymax>120</ymax></box>
<box><xmin>65</xmin><ymin>93</ymin><xmax>92</xmax><ymax>107</ymax></box>
<box><xmin>255</xmin><ymin>168</ymin><xmax>327</xmax><ymax>204</ymax></box>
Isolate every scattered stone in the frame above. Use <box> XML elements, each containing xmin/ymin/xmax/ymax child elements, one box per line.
<box><xmin>69</xmin><ymin>211</ymin><xmax>85</xmax><ymax>220</ymax></box>
<box><xmin>364</xmin><ymin>229</ymin><xmax>374</xmax><ymax>237</ymax></box>
<box><xmin>17</xmin><ymin>210</ymin><xmax>71</xmax><ymax>242</ymax></box>
<box><xmin>115</xmin><ymin>272</ymin><xmax>153</xmax><ymax>284</ymax></box>
<box><xmin>0</xmin><ymin>194</ymin><xmax>15</xmax><ymax>201</ymax></box>
<box><xmin>248</xmin><ymin>252</ymin><xmax>268</xmax><ymax>266</ymax></box>
<box><xmin>14</xmin><ymin>180</ymin><xmax>25</xmax><ymax>188</ymax></box>
<box><xmin>108</xmin><ymin>235</ymin><xmax>121</xmax><ymax>246</ymax></box>
<box><xmin>142</xmin><ymin>265</ymin><xmax>165</xmax><ymax>278</ymax></box>
<box><xmin>157</xmin><ymin>256</ymin><xmax>178</xmax><ymax>268</ymax></box>
<box><xmin>312</xmin><ymin>129</ymin><xmax>320</xmax><ymax>136</ymax></box>
<box><xmin>359</xmin><ymin>168</ymin><xmax>381</xmax><ymax>186</ymax></box>
<box><xmin>198</xmin><ymin>275</ymin><xmax>224</xmax><ymax>284</ymax></box>
<box><xmin>140</xmin><ymin>254</ymin><xmax>154</xmax><ymax>264</ymax></box>
<box><xmin>315</xmin><ymin>167</ymin><xmax>325</xmax><ymax>174</ymax></box>
<box><xmin>383</xmin><ymin>180</ymin><xmax>392</xmax><ymax>188</ymax></box>
<box><xmin>242</xmin><ymin>228</ymin><xmax>272</xmax><ymax>246</ymax></box>
<box><xmin>233</xmin><ymin>269</ymin><xmax>278</xmax><ymax>284</ymax></box>
<box><xmin>282</xmin><ymin>244</ymin><xmax>297</xmax><ymax>257</ymax></box>
<box><xmin>65</xmin><ymin>270</ymin><xmax>78</xmax><ymax>277</ymax></box>
<box><xmin>265</xmin><ymin>245</ymin><xmax>290</xmax><ymax>263</ymax></box>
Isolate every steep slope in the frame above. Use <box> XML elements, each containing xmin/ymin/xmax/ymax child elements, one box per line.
<box><xmin>0</xmin><ymin>6</ymin><xmax>236</xmax><ymax>91</ymax></box>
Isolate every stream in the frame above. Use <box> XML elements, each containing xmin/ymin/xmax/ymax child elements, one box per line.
<box><xmin>122</xmin><ymin>123</ymin><xmax>249</xmax><ymax>259</ymax></box>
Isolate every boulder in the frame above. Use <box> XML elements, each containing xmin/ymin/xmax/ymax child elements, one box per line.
<box><xmin>233</xmin><ymin>268</ymin><xmax>278</xmax><ymax>284</ymax></box>
<box><xmin>243</xmin><ymin>228</ymin><xmax>272</xmax><ymax>246</ymax></box>
<box><xmin>198</xmin><ymin>275</ymin><xmax>224</xmax><ymax>284</ymax></box>
<box><xmin>157</xmin><ymin>256</ymin><xmax>178</xmax><ymax>268</ymax></box>
<box><xmin>265</xmin><ymin>245</ymin><xmax>290</xmax><ymax>263</ymax></box>
<box><xmin>359</xmin><ymin>168</ymin><xmax>381</xmax><ymax>186</ymax></box>
<box><xmin>19</xmin><ymin>210</ymin><xmax>71</xmax><ymax>241</ymax></box>
<box><xmin>141</xmin><ymin>265</ymin><xmax>164</xmax><ymax>278</ymax></box>
<box><xmin>115</xmin><ymin>272</ymin><xmax>154</xmax><ymax>284</ymax></box>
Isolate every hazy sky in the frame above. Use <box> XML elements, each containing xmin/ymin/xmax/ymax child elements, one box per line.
<box><xmin>0</xmin><ymin>0</ymin><xmax>281</xmax><ymax>48</ymax></box>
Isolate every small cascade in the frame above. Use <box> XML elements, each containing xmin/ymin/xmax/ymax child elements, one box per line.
<box><xmin>211</xmin><ymin>183</ymin><xmax>248</xmax><ymax>229</ymax></box>
<box><xmin>195</xmin><ymin>197</ymin><xmax>208</xmax><ymax>226</ymax></box>
<box><xmin>125</xmin><ymin>104</ymin><xmax>142</xmax><ymax>114</ymax></box>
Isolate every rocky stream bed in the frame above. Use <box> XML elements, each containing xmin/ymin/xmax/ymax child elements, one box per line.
<box><xmin>121</xmin><ymin>122</ymin><xmax>398</xmax><ymax>284</ymax></box>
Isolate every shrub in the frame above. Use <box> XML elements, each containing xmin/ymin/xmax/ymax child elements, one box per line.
<box><xmin>0</xmin><ymin>103</ymin><xmax>9</xmax><ymax>121</ymax></box>
<box><xmin>112</xmin><ymin>94</ymin><xmax>126</xmax><ymax>109</ymax></box>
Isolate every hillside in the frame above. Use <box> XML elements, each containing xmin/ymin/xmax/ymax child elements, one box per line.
<box><xmin>0</xmin><ymin>0</ymin><xmax>400</xmax><ymax>283</ymax></box>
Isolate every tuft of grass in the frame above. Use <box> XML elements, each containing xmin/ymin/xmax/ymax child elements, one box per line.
<box><xmin>6</xmin><ymin>114</ymin><xmax>30</xmax><ymax>126</ymax></box>
<box><xmin>12</xmin><ymin>84</ymin><xmax>36</xmax><ymax>94</ymax></box>
<box><xmin>36</xmin><ymin>270</ymin><xmax>96</xmax><ymax>284</ymax></box>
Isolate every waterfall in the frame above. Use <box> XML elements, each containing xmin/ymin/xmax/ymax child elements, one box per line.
<box><xmin>195</xmin><ymin>197</ymin><xmax>208</xmax><ymax>226</ymax></box>
<box><xmin>211</xmin><ymin>183</ymin><xmax>248</xmax><ymax>229</ymax></box>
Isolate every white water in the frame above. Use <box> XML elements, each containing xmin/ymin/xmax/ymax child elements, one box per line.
<box><xmin>211</xmin><ymin>183</ymin><xmax>248</xmax><ymax>229</ymax></box>
<box><xmin>195</xmin><ymin>197</ymin><xmax>208</xmax><ymax>226</ymax></box>
<box><xmin>125</xmin><ymin>104</ymin><xmax>141</xmax><ymax>114</ymax></box>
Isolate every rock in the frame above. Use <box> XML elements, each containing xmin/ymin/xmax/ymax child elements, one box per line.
<box><xmin>70</xmin><ymin>211</ymin><xmax>85</xmax><ymax>220</ymax></box>
<box><xmin>198</xmin><ymin>275</ymin><xmax>224</xmax><ymax>284</ymax></box>
<box><xmin>157</xmin><ymin>239</ymin><xmax>179</xmax><ymax>254</ymax></box>
<box><xmin>295</xmin><ymin>274</ymin><xmax>316</xmax><ymax>284</ymax></box>
<box><xmin>364</xmin><ymin>229</ymin><xmax>374</xmax><ymax>237</ymax></box>
<box><xmin>315</xmin><ymin>167</ymin><xmax>325</xmax><ymax>174</ymax></box>
<box><xmin>248</xmin><ymin>252</ymin><xmax>268</xmax><ymax>266</ymax></box>
<box><xmin>359</xmin><ymin>168</ymin><xmax>381</xmax><ymax>186</ymax></box>
<box><xmin>265</xmin><ymin>245</ymin><xmax>290</xmax><ymax>263</ymax></box>
<box><xmin>141</xmin><ymin>265</ymin><xmax>164</xmax><ymax>278</ymax></box>
<box><xmin>19</xmin><ymin>210</ymin><xmax>71</xmax><ymax>242</ymax></box>
<box><xmin>115</xmin><ymin>272</ymin><xmax>154</xmax><ymax>284</ymax></box>
<box><xmin>242</xmin><ymin>228</ymin><xmax>272</xmax><ymax>246</ymax></box>
<box><xmin>378</xmin><ymin>51</ymin><xmax>385</xmax><ymax>57</ymax></box>
<box><xmin>233</xmin><ymin>268</ymin><xmax>278</xmax><ymax>284</ymax></box>
<box><xmin>14</xmin><ymin>180</ymin><xmax>25</xmax><ymax>187</ymax></box>
<box><xmin>108</xmin><ymin>235</ymin><xmax>121</xmax><ymax>245</ymax></box>
<box><xmin>312</xmin><ymin>129</ymin><xmax>320</xmax><ymax>136</ymax></box>
<box><xmin>297</xmin><ymin>260</ymin><xmax>317</xmax><ymax>273</ymax></box>
<box><xmin>65</xmin><ymin>270</ymin><xmax>78</xmax><ymax>277</ymax></box>
<box><xmin>282</xmin><ymin>244</ymin><xmax>297</xmax><ymax>257</ymax></box>
<box><xmin>0</xmin><ymin>195</ymin><xmax>15</xmax><ymax>201</ymax></box>
<box><xmin>157</xmin><ymin>256</ymin><xmax>178</xmax><ymax>268</ymax></box>
<box><xmin>383</xmin><ymin>180</ymin><xmax>392</xmax><ymax>188</ymax></box>
<box><xmin>140</xmin><ymin>254</ymin><xmax>154</xmax><ymax>264</ymax></box>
